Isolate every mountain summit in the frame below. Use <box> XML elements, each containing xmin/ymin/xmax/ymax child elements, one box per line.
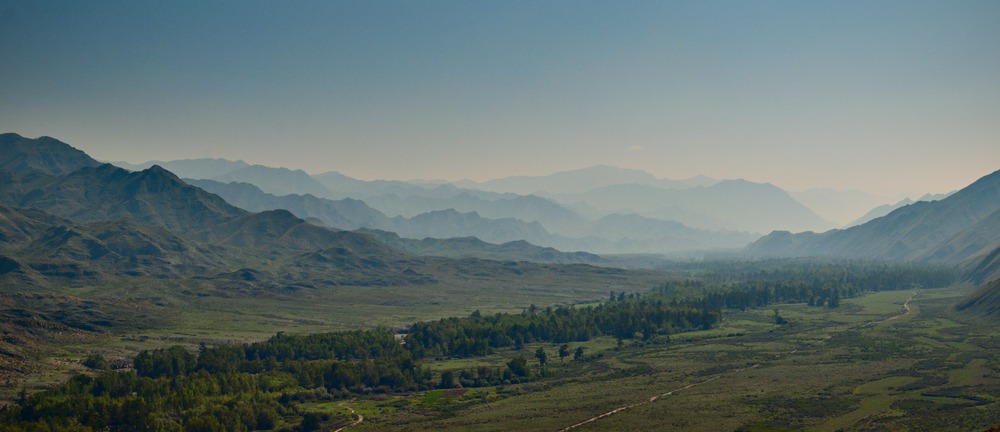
<box><xmin>0</xmin><ymin>133</ymin><xmax>101</xmax><ymax>175</ymax></box>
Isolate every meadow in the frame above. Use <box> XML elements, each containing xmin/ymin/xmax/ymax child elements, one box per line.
<box><xmin>4</xmin><ymin>268</ymin><xmax>998</xmax><ymax>431</ymax></box>
<box><xmin>340</xmin><ymin>286</ymin><xmax>999</xmax><ymax>431</ymax></box>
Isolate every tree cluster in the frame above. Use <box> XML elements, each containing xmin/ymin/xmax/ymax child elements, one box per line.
<box><xmin>405</xmin><ymin>299</ymin><xmax>719</xmax><ymax>359</ymax></box>
<box><xmin>654</xmin><ymin>261</ymin><xmax>954</xmax><ymax>310</ymax></box>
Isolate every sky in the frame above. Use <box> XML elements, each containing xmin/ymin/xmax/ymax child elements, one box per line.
<box><xmin>1</xmin><ymin>0</ymin><xmax>998</xmax><ymax>197</ymax></box>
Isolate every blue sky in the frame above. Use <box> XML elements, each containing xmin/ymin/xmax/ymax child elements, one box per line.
<box><xmin>1</xmin><ymin>0</ymin><xmax>998</xmax><ymax>196</ymax></box>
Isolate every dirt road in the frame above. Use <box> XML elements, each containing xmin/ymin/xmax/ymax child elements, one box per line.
<box><xmin>333</xmin><ymin>406</ymin><xmax>363</xmax><ymax>432</ymax></box>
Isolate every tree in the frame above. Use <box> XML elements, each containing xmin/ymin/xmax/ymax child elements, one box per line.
<box><xmin>642</xmin><ymin>321</ymin><xmax>656</xmax><ymax>341</ymax></box>
<box><xmin>300</xmin><ymin>412</ymin><xmax>322</xmax><ymax>432</ymax></box>
<box><xmin>573</xmin><ymin>346</ymin><xmax>585</xmax><ymax>361</ymax></box>
<box><xmin>438</xmin><ymin>370</ymin><xmax>456</xmax><ymax>389</ymax></box>
<box><xmin>507</xmin><ymin>356</ymin><xmax>529</xmax><ymax>377</ymax></box>
<box><xmin>773</xmin><ymin>308</ymin><xmax>788</xmax><ymax>325</ymax></box>
<box><xmin>82</xmin><ymin>353</ymin><xmax>110</xmax><ymax>370</ymax></box>
<box><xmin>535</xmin><ymin>346</ymin><xmax>547</xmax><ymax>367</ymax></box>
<box><xmin>558</xmin><ymin>344</ymin><xmax>570</xmax><ymax>363</ymax></box>
<box><xmin>256</xmin><ymin>410</ymin><xmax>279</xmax><ymax>430</ymax></box>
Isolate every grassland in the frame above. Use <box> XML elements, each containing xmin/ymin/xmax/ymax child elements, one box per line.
<box><xmin>322</xmin><ymin>286</ymin><xmax>1000</xmax><ymax>431</ymax></box>
<box><xmin>5</xmin><ymin>275</ymin><xmax>998</xmax><ymax>431</ymax></box>
<box><xmin>1</xmin><ymin>266</ymin><xmax>667</xmax><ymax>401</ymax></box>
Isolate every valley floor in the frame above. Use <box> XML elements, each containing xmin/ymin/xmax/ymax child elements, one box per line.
<box><xmin>334</xmin><ymin>287</ymin><xmax>999</xmax><ymax>431</ymax></box>
<box><xmin>3</xmin><ymin>284</ymin><xmax>997</xmax><ymax>431</ymax></box>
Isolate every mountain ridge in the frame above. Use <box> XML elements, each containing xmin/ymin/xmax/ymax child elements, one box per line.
<box><xmin>747</xmin><ymin>169</ymin><xmax>1000</xmax><ymax>266</ymax></box>
<box><xmin>0</xmin><ymin>133</ymin><xmax>101</xmax><ymax>176</ymax></box>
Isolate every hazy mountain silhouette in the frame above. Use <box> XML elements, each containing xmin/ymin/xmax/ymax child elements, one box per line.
<box><xmin>123</xmin><ymin>159</ymin><xmax>791</xmax><ymax>252</ymax></box>
<box><xmin>846</xmin><ymin>192</ymin><xmax>954</xmax><ymax>227</ymax></box>
<box><xmin>394</xmin><ymin>209</ymin><xmax>552</xmax><ymax>245</ymax></box>
<box><xmin>359</xmin><ymin>229</ymin><xmax>605</xmax><ymax>264</ymax></box>
<box><xmin>549</xmin><ymin>213</ymin><xmax>758</xmax><ymax>254</ymax></box>
<box><xmin>555</xmin><ymin>180</ymin><xmax>833</xmax><ymax>234</ymax></box>
<box><xmin>791</xmin><ymin>188</ymin><xmax>896</xmax><ymax>227</ymax></box>
<box><xmin>214</xmin><ymin>165</ymin><xmax>334</xmax><ymax>198</ymax></box>
<box><xmin>186</xmin><ymin>179</ymin><xmax>565</xmax><ymax>248</ymax></box>
<box><xmin>188</xmin><ymin>179</ymin><xmax>390</xmax><ymax>231</ymax></box>
<box><xmin>118</xmin><ymin>158</ymin><xmax>336</xmax><ymax>199</ymax></box>
<box><xmin>189</xmin><ymin>180</ymin><xmax>759</xmax><ymax>255</ymax></box>
<box><xmin>363</xmin><ymin>192</ymin><xmax>586</xmax><ymax>232</ymax></box>
<box><xmin>470</xmin><ymin>165</ymin><xmax>710</xmax><ymax>195</ymax></box>
<box><xmin>313</xmin><ymin>171</ymin><xmax>455</xmax><ymax>199</ymax></box>
<box><xmin>192</xmin><ymin>176</ymin><xmax>756</xmax><ymax>254</ymax></box>
<box><xmin>846</xmin><ymin>198</ymin><xmax>915</xmax><ymax>228</ymax></box>
<box><xmin>113</xmin><ymin>158</ymin><xmax>251</xmax><ymax>180</ymax></box>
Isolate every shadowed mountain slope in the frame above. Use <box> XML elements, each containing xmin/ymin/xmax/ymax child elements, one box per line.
<box><xmin>962</xmin><ymin>244</ymin><xmax>1000</xmax><ymax>286</ymax></box>
<box><xmin>0</xmin><ymin>133</ymin><xmax>101</xmax><ymax>176</ymax></box>
<box><xmin>1</xmin><ymin>164</ymin><xmax>246</xmax><ymax>235</ymax></box>
<box><xmin>0</xmin><ymin>137</ymin><xmax>426</xmax><ymax>286</ymax></box>
<box><xmin>957</xmin><ymin>277</ymin><xmax>1000</xmax><ymax>317</ymax></box>
<box><xmin>0</xmin><ymin>204</ymin><xmax>234</xmax><ymax>281</ymax></box>
<box><xmin>748</xmin><ymin>169</ymin><xmax>1000</xmax><ymax>265</ymax></box>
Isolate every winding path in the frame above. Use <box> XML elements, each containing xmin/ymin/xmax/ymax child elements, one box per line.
<box><xmin>333</xmin><ymin>406</ymin><xmax>363</xmax><ymax>432</ymax></box>
<box><xmin>556</xmin><ymin>292</ymin><xmax>918</xmax><ymax>431</ymax></box>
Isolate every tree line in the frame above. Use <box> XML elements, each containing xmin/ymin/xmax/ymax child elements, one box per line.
<box><xmin>654</xmin><ymin>260</ymin><xmax>955</xmax><ymax>310</ymax></box>
<box><xmin>404</xmin><ymin>299</ymin><xmax>718</xmax><ymax>358</ymax></box>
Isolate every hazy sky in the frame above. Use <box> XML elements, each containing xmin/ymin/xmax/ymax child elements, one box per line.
<box><xmin>1</xmin><ymin>1</ymin><xmax>998</xmax><ymax>197</ymax></box>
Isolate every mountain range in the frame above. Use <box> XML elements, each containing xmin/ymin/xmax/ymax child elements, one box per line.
<box><xmin>113</xmin><ymin>155</ymin><xmax>872</xmax><ymax>253</ymax></box>
<box><xmin>0</xmin><ymin>133</ymin><xmax>432</xmax><ymax>288</ymax></box>
<box><xmin>186</xmin><ymin>177</ymin><xmax>757</xmax><ymax>254</ymax></box>
<box><xmin>8</xmin><ymin>132</ymin><xmax>998</xmax><ymax>318</ymax></box>
<box><xmin>549</xmin><ymin>180</ymin><xmax>834</xmax><ymax>233</ymax></box>
<box><xmin>747</xmin><ymin>169</ymin><xmax>1000</xmax><ymax>284</ymax></box>
<box><xmin>457</xmin><ymin>164</ymin><xmax>716</xmax><ymax>195</ymax></box>
<box><xmin>5</xmin><ymin>134</ymin><xmax>687</xmax><ymax>292</ymax></box>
